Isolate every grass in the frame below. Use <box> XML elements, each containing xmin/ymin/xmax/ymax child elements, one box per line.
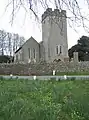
<box><xmin>0</xmin><ymin>79</ymin><xmax>89</xmax><ymax>120</ymax></box>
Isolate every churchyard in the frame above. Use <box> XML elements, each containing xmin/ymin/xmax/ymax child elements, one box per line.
<box><xmin>0</xmin><ymin>0</ymin><xmax>89</xmax><ymax>119</ymax></box>
<box><xmin>0</xmin><ymin>58</ymin><xmax>89</xmax><ymax>120</ymax></box>
<box><xmin>0</xmin><ymin>53</ymin><xmax>89</xmax><ymax>120</ymax></box>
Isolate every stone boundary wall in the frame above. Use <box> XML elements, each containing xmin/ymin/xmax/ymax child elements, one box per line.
<box><xmin>0</xmin><ymin>61</ymin><xmax>89</xmax><ymax>75</ymax></box>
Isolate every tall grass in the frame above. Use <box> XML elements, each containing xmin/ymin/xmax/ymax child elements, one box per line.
<box><xmin>0</xmin><ymin>79</ymin><xmax>89</xmax><ymax>120</ymax></box>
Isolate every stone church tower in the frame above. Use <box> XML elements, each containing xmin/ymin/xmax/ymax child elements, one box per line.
<box><xmin>42</xmin><ymin>8</ymin><xmax>68</xmax><ymax>62</ymax></box>
<box><xmin>14</xmin><ymin>8</ymin><xmax>69</xmax><ymax>63</ymax></box>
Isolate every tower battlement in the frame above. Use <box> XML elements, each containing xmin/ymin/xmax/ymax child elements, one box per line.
<box><xmin>42</xmin><ymin>8</ymin><xmax>66</xmax><ymax>21</ymax></box>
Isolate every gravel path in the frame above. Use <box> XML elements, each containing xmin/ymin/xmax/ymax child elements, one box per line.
<box><xmin>1</xmin><ymin>75</ymin><xmax>89</xmax><ymax>80</ymax></box>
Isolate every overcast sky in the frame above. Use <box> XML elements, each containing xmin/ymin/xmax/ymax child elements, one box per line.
<box><xmin>0</xmin><ymin>0</ymin><xmax>89</xmax><ymax>49</ymax></box>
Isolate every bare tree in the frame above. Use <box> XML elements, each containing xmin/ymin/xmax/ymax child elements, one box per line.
<box><xmin>0</xmin><ymin>30</ymin><xmax>7</xmax><ymax>55</ymax></box>
<box><xmin>12</xmin><ymin>33</ymin><xmax>25</xmax><ymax>55</ymax></box>
<box><xmin>19</xmin><ymin>36</ymin><xmax>25</xmax><ymax>47</ymax></box>
<box><xmin>7</xmin><ymin>32</ymin><xmax>12</xmax><ymax>56</ymax></box>
<box><xmin>5</xmin><ymin>0</ymin><xmax>89</xmax><ymax>32</ymax></box>
<box><xmin>0</xmin><ymin>30</ymin><xmax>25</xmax><ymax>56</ymax></box>
<box><xmin>12</xmin><ymin>33</ymin><xmax>19</xmax><ymax>54</ymax></box>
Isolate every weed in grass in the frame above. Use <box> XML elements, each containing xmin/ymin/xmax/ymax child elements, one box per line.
<box><xmin>0</xmin><ymin>79</ymin><xmax>89</xmax><ymax>120</ymax></box>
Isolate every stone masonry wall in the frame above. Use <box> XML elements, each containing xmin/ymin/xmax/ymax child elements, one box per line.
<box><xmin>0</xmin><ymin>61</ymin><xmax>89</xmax><ymax>76</ymax></box>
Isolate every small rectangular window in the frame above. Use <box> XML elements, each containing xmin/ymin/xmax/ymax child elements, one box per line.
<box><xmin>28</xmin><ymin>48</ymin><xmax>31</xmax><ymax>59</ymax></box>
<box><xmin>56</xmin><ymin>46</ymin><xmax>59</xmax><ymax>54</ymax></box>
<box><xmin>60</xmin><ymin>46</ymin><xmax>62</xmax><ymax>53</ymax></box>
<box><xmin>56</xmin><ymin>45</ymin><xmax>62</xmax><ymax>55</ymax></box>
<box><xmin>33</xmin><ymin>48</ymin><xmax>36</xmax><ymax>59</ymax></box>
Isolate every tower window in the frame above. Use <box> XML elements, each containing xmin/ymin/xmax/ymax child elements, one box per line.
<box><xmin>56</xmin><ymin>46</ymin><xmax>59</xmax><ymax>54</ymax></box>
<box><xmin>56</xmin><ymin>45</ymin><xmax>62</xmax><ymax>55</ymax></box>
<box><xmin>60</xmin><ymin>46</ymin><xmax>62</xmax><ymax>53</ymax></box>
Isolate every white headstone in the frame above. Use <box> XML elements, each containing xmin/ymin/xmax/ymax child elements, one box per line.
<box><xmin>10</xmin><ymin>74</ymin><xmax>13</xmax><ymax>79</ymax></box>
<box><xmin>64</xmin><ymin>75</ymin><xmax>67</xmax><ymax>80</ymax></box>
<box><xmin>10</xmin><ymin>74</ymin><xmax>13</xmax><ymax>77</ymax></box>
<box><xmin>53</xmin><ymin>70</ymin><xmax>56</xmax><ymax>75</ymax></box>
<box><xmin>33</xmin><ymin>76</ymin><xmax>36</xmax><ymax>80</ymax></box>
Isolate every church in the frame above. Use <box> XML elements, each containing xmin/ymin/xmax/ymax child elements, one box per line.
<box><xmin>14</xmin><ymin>8</ymin><xmax>68</xmax><ymax>63</ymax></box>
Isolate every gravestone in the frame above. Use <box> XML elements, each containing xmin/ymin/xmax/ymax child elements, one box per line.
<box><xmin>73</xmin><ymin>52</ymin><xmax>79</xmax><ymax>63</ymax></box>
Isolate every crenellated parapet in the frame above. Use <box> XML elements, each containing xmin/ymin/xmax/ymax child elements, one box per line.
<box><xmin>42</xmin><ymin>8</ymin><xmax>66</xmax><ymax>21</ymax></box>
<box><xmin>42</xmin><ymin>8</ymin><xmax>52</xmax><ymax>21</ymax></box>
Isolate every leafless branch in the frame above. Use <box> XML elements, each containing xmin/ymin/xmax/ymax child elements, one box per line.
<box><xmin>5</xmin><ymin>0</ymin><xmax>89</xmax><ymax>32</ymax></box>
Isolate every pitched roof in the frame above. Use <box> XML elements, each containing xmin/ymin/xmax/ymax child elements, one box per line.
<box><xmin>14</xmin><ymin>36</ymin><xmax>38</xmax><ymax>54</ymax></box>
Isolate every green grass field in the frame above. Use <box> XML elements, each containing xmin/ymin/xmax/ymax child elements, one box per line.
<box><xmin>0</xmin><ymin>79</ymin><xmax>89</xmax><ymax>120</ymax></box>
